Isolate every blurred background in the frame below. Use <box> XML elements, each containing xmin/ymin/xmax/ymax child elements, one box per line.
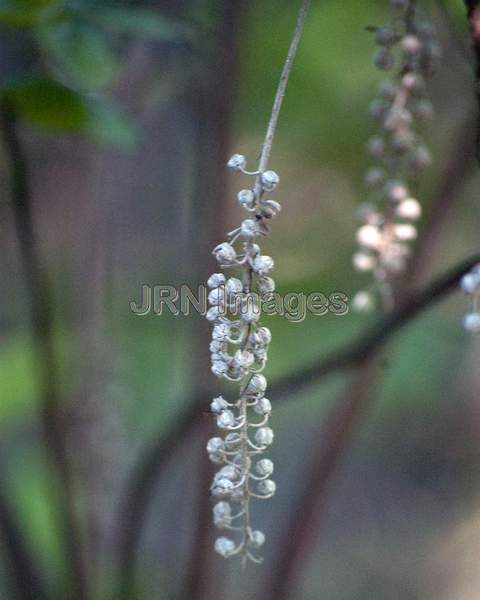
<box><xmin>1</xmin><ymin>0</ymin><xmax>480</xmax><ymax>599</ymax></box>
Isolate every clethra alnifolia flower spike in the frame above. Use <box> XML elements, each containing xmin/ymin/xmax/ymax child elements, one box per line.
<box><xmin>353</xmin><ymin>0</ymin><xmax>439</xmax><ymax>313</ymax></box>
<box><xmin>206</xmin><ymin>148</ymin><xmax>281</xmax><ymax>561</ymax></box>
<box><xmin>204</xmin><ymin>0</ymin><xmax>311</xmax><ymax>565</ymax></box>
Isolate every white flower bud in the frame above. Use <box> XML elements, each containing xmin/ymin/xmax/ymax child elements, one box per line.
<box><xmin>225</xmin><ymin>277</ymin><xmax>243</xmax><ymax>295</ymax></box>
<box><xmin>214</xmin><ymin>536</ymin><xmax>236</xmax><ymax>557</ymax></box>
<box><xmin>254</xmin><ymin>347</ymin><xmax>267</xmax><ymax>362</ymax></box>
<box><xmin>214</xmin><ymin>466</ymin><xmax>237</xmax><ymax>482</ymax></box>
<box><xmin>212</xmin><ymin>323</ymin><xmax>231</xmax><ymax>341</ymax></box>
<box><xmin>463</xmin><ymin>312</ymin><xmax>480</xmax><ymax>333</ymax></box>
<box><xmin>209</xmin><ymin>452</ymin><xmax>225</xmax><ymax>465</ymax></box>
<box><xmin>210</xmin><ymin>396</ymin><xmax>229</xmax><ymax>413</ymax></box>
<box><xmin>233</xmin><ymin>349</ymin><xmax>254</xmax><ymax>369</ymax></box>
<box><xmin>257</xmin><ymin>276</ymin><xmax>275</xmax><ymax>294</ymax></box>
<box><xmin>211</xmin><ymin>361</ymin><xmax>228</xmax><ymax>377</ymax></box>
<box><xmin>207</xmin><ymin>273</ymin><xmax>226</xmax><ymax>288</ymax></box>
<box><xmin>260</xmin><ymin>170</ymin><xmax>280</xmax><ymax>191</ymax></box>
<box><xmin>254</xmin><ymin>397</ymin><xmax>272</xmax><ymax>416</ymax></box>
<box><xmin>209</xmin><ymin>340</ymin><xmax>223</xmax><ymax>353</ymax></box>
<box><xmin>365</xmin><ymin>167</ymin><xmax>385</xmax><ymax>188</ymax></box>
<box><xmin>461</xmin><ymin>273</ymin><xmax>480</xmax><ymax>295</ymax></box>
<box><xmin>356</xmin><ymin>224</ymin><xmax>382</xmax><ymax>249</ymax></box>
<box><xmin>227</xmin><ymin>154</ymin><xmax>246</xmax><ymax>171</ymax></box>
<box><xmin>353</xmin><ymin>252</ymin><xmax>376</xmax><ymax>272</ymax></box>
<box><xmin>256</xmin><ymin>458</ymin><xmax>274</xmax><ymax>477</ymax></box>
<box><xmin>258</xmin><ymin>479</ymin><xmax>276</xmax><ymax>495</ymax></box>
<box><xmin>375</xmin><ymin>26</ymin><xmax>395</xmax><ymax>46</ymax></box>
<box><xmin>249</xmin><ymin>530</ymin><xmax>266</xmax><ymax>548</ymax></box>
<box><xmin>255</xmin><ymin>427</ymin><xmax>274</xmax><ymax>446</ymax></box>
<box><xmin>401</xmin><ymin>35</ymin><xmax>421</xmax><ymax>55</ymax></box>
<box><xmin>374</xmin><ymin>48</ymin><xmax>395</xmax><ymax>71</ymax></box>
<box><xmin>207</xmin><ymin>437</ymin><xmax>224</xmax><ymax>453</ymax></box>
<box><xmin>352</xmin><ymin>291</ymin><xmax>375</xmax><ymax>313</ymax></box>
<box><xmin>393</xmin><ymin>223</ymin><xmax>417</xmax><ymax>241</ymax></box>
<box><xmin>242</xmin><ymin>302</ymin><xmax>261</xmax><ymax>323</ymax></box>
<box><xmin>212</xmin><ymin>478</ymin><xmax>234</xmax><ymax>497</ymax></box>
<box><xmin>378</xmin><ymin>80</ymin><xmax>397</xmax><ymax>100</ymax></box>
<box><xmin>396</xmin><ymin>198</ymin><xmax>421</xmax><ymax>220</ymax></box>
<box><xmin>208</xmin><ymin>287</ymin><xmax>226</xmax><ymax>306</ymax></box>
<box><xmin>367</xmin><ymin>136</ymin><xmax>386</xmax><ymax>158</ymax></box>
<box><xmin>252</xmin><ymin>255</ymin><xmax>274</xmax><ymax>275</ymax></box>
<box><xmin>246</xmin><ymin>374</ymin><xmax>267</xmax><ymax>395</ymax></box>
<box><xmin>217</xmin><ymin>410</ymin><xmax>236</xmax><ymax>429</ymax></box>
<box><xmin>252</xmin><ymin>326</ymin><xmax>272</xmax><ymax>345</ymax></box>
<box><xmin>401</xmin><ymin>73</ymin><xmax>417</xmax><ymax>91</ymax></box>
<box><xmin>206</xmin><ymin>306</ymin><xmax>224</xmax><ymax>322</ymax></box>
<box><xmin>213</xmin><ymin>502</ymin><xmax>232</xmax><ymax>527</ymax></box>
<box><xmin>213</xmin><ymin>501</ymin><xmax>231</xmax><ymax>518</ymax></box>
<box><xmin>240</xmin><ymin>219</ymin><xmax>258</xmax><ymax>238</ymax></box>
<box><xmin>213</xmin><ymin>242</ymin><xmax>237</xmax><ymax>264</ymax></box>
<box><xmin>369</xmin><ymin>99</ymin><xmax>389</xmax><ymax>121</ymax></box>
<box><xmin>385</xmin><ymin>180</ymin><xmax>408</xmax><ymax>202</ymax></box>
<box><xmin>238</xmin><ymin>189</ymin><xmax>256</xmax><ymax>209</ymax></box>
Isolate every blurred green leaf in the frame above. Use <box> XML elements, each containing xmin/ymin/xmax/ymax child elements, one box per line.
<box><xmin>84</xmin><ymin>99</ymin><xmax>138</xmax><ymax>148</ymax></box>
<box><xmin>91</xmin><ymin>6</ymin><xmax>189</xmax><ymax>42</ymax></box>
<box><xmin>3</xmin><ymin>77</ymin><xmax>138</xmax><ymax>147</ymax></box>
<box><xmin>36</xmin><ymin>20</ymin><xmax>119</xmax><ymax>90</ymax></box>
<box><xmin>0</xmin><ymin>0</ymin><xmax>58</xmax><ymax>27</ymax></box>
<box><xmin>3</xmin><ymin>77</ymin><xmax>89</xmax><ymax>130</ymax></box>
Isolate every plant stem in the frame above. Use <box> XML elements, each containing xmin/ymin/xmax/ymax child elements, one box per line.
<box><xmin>257</xmin><ymin>0</ymin><xmax>311</xmax><ymax>175</ymax></box>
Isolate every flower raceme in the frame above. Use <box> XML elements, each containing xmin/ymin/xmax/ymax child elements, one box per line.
<box><xmin>352</xmin><ymin>0</ymin><xmax>440</xmax><ymax>313</ymax></box>
<box><xmin>205</xmin><ymin>154</ymin><xmax>281</xmax><ymax>564</ymax></box>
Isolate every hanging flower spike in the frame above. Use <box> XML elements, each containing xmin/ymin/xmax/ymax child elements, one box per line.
<box><xmin>204</xmin><ymin>0</ymin><xmax>312</xmax><ymax>565</ymax></box>
<box><xmin>205</xmin><ymin>152</ymin><xmax>280</xmax><ymax>564</ymax></box>
<box><xmin>352</xmin><ymin>0</ymin><xmax>440</xmax><ymax>313</ymax></box>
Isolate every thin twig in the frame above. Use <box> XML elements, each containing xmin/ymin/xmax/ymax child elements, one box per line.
<box><xmin>0</xmin><ymin>482</ymin><xmax>50</xmax><ymax>600</ymax></box>
<box><xmin>114</xmin><ymin>251</ymin><xmax>479</xmax><ymax>591</ymax></box>
<box><xmin>257</xmin><ymin>0</ymin><xmax>311</xmax><ymax>174</ymax></box>
<box><xmin>0</xmin><ymin>101</ymin><xmax>89</xmax><ymax>600</ymax></box>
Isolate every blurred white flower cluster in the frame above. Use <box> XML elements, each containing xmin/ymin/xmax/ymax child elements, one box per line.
<box><xmin>205</xmin><ymin>154</ymin><xmax>281</xmax><ymax>563</ymax></box>
<box><xmin>352</xmin><ymin>0</ymin><xmax>440</xmax><ymax>313</ymax></box>
<box><xmin>461</xmin><ymin>267</ymin><xmax>480</xmax><ymax>334</ymax></box>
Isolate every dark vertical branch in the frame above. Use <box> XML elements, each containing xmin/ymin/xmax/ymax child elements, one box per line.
<box><xmin>464</xmin><ymin>0</ymin><xmax>480</xmax><ymax>159</ymax></box>
<box><xmin>0</xmin><ymin>483</ymin><xmax>50</xmax><ymax>600</ymax></box>
<box><xmin>0</xmin><ymin>102</ymin><xmax>89</xmax><ymax>600</ymax></box>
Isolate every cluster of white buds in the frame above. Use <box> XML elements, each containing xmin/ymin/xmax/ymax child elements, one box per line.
<box><xmin>460</xmin><ymin>266</ymin><xmax>480</xmax><ymax>333</ymax></box>
<box><xmin>206</xmin><ymin>153</ymin><xmax>281</xmax><ymax>564</ymax></box>
<box><xmin>352</xmin><ymin>0</ymin><xmax>440</xmax><ymax>313</ymax></box>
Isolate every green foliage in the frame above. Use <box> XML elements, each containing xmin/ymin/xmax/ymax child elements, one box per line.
<box><xmin>36</xmin><ymin>19</ymin><xmax>119</xmax><ymax>90</ymax></box>
<box><xmin>0</xmin><ymin>0</ymin><xmax>58</xmax><ymax>27</ymax></box>
<box><xmin>2</xmin><ymin>77</ymin><xmax>137</xmax><ymax>146</ymax></box>
<box><xmin>0</xmin><ymin>0</ymin><xmax>187</xmax><ymax>147</ymax></box>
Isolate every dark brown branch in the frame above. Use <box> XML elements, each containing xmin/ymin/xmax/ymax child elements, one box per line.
<box><xmin>464</xmin><ymin>0</ymin><xmax>480</xmax><ymax>160</ymax></box>
<box><xmin>0</xmin><ymin>483</ymin><xmax>50</xmax><ymax>600</ymax></box>
<box><xmin>0</xmin><ymin>102</ymin><xmax>89</xmax><ymax>600</ymax></box>
<box><xmin>265</xmin><ymin>363</ymin><xmax>380</xmax><ymax>600</ymax></box>
<box><xmin>114</xmin><ymin>251</ymin><xmax>480</xmax><ymax>593</ymax></box>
